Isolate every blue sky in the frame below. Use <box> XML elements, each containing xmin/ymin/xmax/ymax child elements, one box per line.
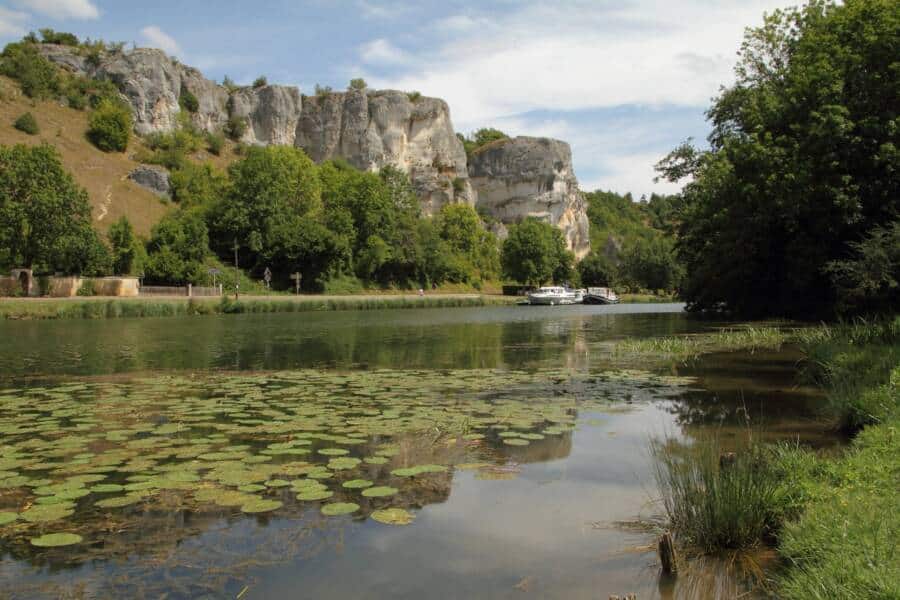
<box><xmin>0</xmin><ymin>0</ymin><xmax>794</xmax><ymax>197</ymax></box>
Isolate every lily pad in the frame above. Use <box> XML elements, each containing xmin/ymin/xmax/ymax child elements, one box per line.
<box><xmin>296</xmin><ymin>489</ymin><xmax>333</xmax><ymax>501</ymax></box>
<box><xmin>502</xmin><ymin>438</ymin><xmax>529</xmax><ymax>446</ymax></box>
<box><xmin>21</xmin><ymin>504</ymin><xmax>74</xmax><ymax>523</ymax></box>
<box><xmin>240</xmin><ymin>499</ymin><xmax>282</xmax><ymax>513</ymax></box>
<box><xmin>342</xmin><ymin>479</ymin><xmax>373</xmax><ymax>489</ymax></box>
<box><xmin>0</xmin><ymin>512</ymin><xmax>19</xmax><ymax>525</ymax></box>
<box><xmin>317</xmin><ymin>448</ymin><xmax>348</xmax><ymax>456</ymax></box>
<box><xmin>30</xmin><ymin>533</ymin><xmax>83</xmax><ymax>547</ymax></box>
<box><xmin>370</xmin><ymin>508</ymin><xmax>414</xmax><ymax>525</ymax></box>
<box><xmin>361</xmin><ymin>486</ymin><xmax>398</xmax><ymax>498</ymax></box>
<box><xmin>321</xmin><ymin>502</ymin><xmax>359</xmax><ymax>516</ymax></box>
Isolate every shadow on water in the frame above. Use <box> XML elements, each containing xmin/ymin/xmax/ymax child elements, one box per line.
<box><xmin>0</xmin><ymin>304</ymin><xmax>840</xmax><ymax>598</ymax></box>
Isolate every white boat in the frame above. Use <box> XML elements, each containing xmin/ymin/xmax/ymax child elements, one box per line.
<box><xmin>527</xmin><ymin>286</ymin><xmax>581</xmax><ymax>305</ymax></box>
<box><xmin>583</xmin><ymin>287</ymin><xmax>620</xmax><ymax>304</ymax></box>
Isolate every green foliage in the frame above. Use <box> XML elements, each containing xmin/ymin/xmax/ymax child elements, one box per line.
<box><xmin>0</xmin><ymin>143</ymin><xmax>109</xmax><ymax>274</ymax></box>
<box><xmin>13</xmin><ymin>112</ymin><xmax>38</xmax><ymax>135</ymax></box>
<box><xmin>205</xmin><ymin>131</ymin><xmax>225</xmax><ymax>156</ymax></box>
<box><xmin>107</xmin><ymin>216</ymin><xmax>145</xmax><ymax>275</ymax></box>
<box><xmin>253</xmin><ymin>76</ymin><xmax>267</xmax><ymax>88</ymax></box>
<box><xmin>76</xmin><ymin>279</ymin><xmax>96</xmax><ymax>296</ymax></box>
<box><xmin>222</xmin><ymin>75</ymin><xmax>239</xmax><ymax>93</ymax></box>
<box><xmin>825</xmin><ymin>220</ymin><xmax>900</xmax><ymax>316</ymax></box>
<box><xmin>178</xmin><ymin>87</ymin><xmax>199</xmax><ymax>113</ymax></box>
<box><xmin>348</xmin><ymin>78</ymin><xmax>367</xmax><ymax>90</ymax></box>
<box><xmin>87</xmin><ymin>99</ymin><xmax>132</xmax><ymax>152</ymax></box>
<box><xmin>619</xmin><ymin>235</ymin><xmax>682</xmax><ymax>292</ymax></box>
<box><xmin>38</xmin><ymin>29</ymin><xmax>79</xmax><ymax>46</ymax></box>
<box><xmin>314</xmin><ymin>84</ymin><xmax>333</xmax><ymax>97</ymax></box>
<box><xmin>170</xmin><ymin>163</ymin><xmax>227</xmax><ymax>207</ymax></box>
<box><xmin>501</xmin><ymin>218</ymin><xmax>573</xmax><ymax>286</ymax></box>
<box><xmin>62</xmin><ymin>76</ymin><xmax>121</xmax><ymax>111</ymax></box>
<box><xmin>652</xmin><ymin>436</ymin><xmax>791</xmax><ymax>553</ymax></box>
<box><xmin>137</xmin><ymin>128</ymin><xmax>204</xmax><ymax>170</ymax></box>
<box><xmin>223</xmin><ymin>115</ymin><xmax>247</xmax><ymax>141</ymax></box>
<box><xmin>144</xmin><ymin>209</ymin><xmax>210</xmax><ymax>284</ymax></box>
<box><xmin>658</xmin><ymin>0</ymin><xmax>900</xmax><ymax>318</ymax></box>
<box><xmin>577</xmin><ymin>251</ymin><xmax>616</xmax><ymax>286</ymax></box>
<box><xmin>0</xmin><ymin>42</ymin><xmax>60</xmax><ymax>99</ymax></box>
<box><xmin>458</xmin><ymin>128</ymin><xmax>508</xmax><ymax>158</ymax></box>
<box><xmin>406</xmin><ymin>91</ymin><xmax>421</xmax><ymax>102</ymax></box>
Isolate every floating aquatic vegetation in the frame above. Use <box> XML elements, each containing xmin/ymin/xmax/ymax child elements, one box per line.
<box><xmin>361</xmin><ymin>486</ymin><xmax>398</xmax><ymax>498</ymax></box>
<box><xmin>391</xmin><ymin>464</ymin><xmax>448</xmax><ymax>477</ymax></box>
<box><xmin>30</xmin><ymin>532</ymin><xmax>83</xmax><ymax>547</ymax></box>
<box><xmin>0</xmin><ymin>512</ymin><xmax>18</xmax><ymax>525</ymax></box>
<box><xmin>321</xmin><ymin>502</ymin><xmax>359</xmax><ymax>516</ymax></box>
<box><xmin>502</xmin><ymin>438</ymin><xmax>529</xmax><ymax>446</ymax></box>
<box><xmin>342</xmin><ymin>479</ymin><xmax>373</xmax><ymax>489</ymax></box>
<box><xmin>296</xmin><ymin>489</ymin><xmax>333</xmax><ymax>501</ymax></box>
<box><xmin>370</xmin><ymin>508</ymin><xmax>415</xmax><ymax>525</ymax></box>
<box><xmin>241</xmin><ymin>499</ymin><xmax>282</xmax><ymax>513</ymax></box>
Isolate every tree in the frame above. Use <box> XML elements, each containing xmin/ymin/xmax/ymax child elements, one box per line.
<box><xmin>825</xmin><ymin>219</ymin><xmax>900</xmax><ymax>315</ymax></box>
<box><xmin>619</xmin><ymin>236</ymin><xmax>682</xmax><ymax>292</ymax></box>
<box><xmin>87</xmin><ymin>99</ymin><xmax>132</xmax><ymax>152</ymax></box>
<box><xmin>170</xmin><ymin>163</ymin><xmax>227</xmax><ymax>208</ymax></box>
<box><xmin>179</xmin><ymin>87</ymin><xmax>199</xmax><ymax>113</ymax></box>
<box><xmin>578</xmin><ymin>251</ymin><xmax>617</xmax><ymax>286</ymax></box>
<box><xmin>108</xmin><ymin>216</ymin><xmax>145</xmax><ymax>275</ymax></box>
<box><xmin>223</xmin><ymin>116</ymin><xmax>247</xmax><ymax>141</ymax></box>
<box><xmin>348</xmin><ymin>78</ymin><xmax>367</xmax><ymax>90</ymax></box>
<box><xmin>657</xmin><ymin>0</ymin><xmax>899</xmax><ymax>317</ymax></box>
<box><xmin>253</xmin><ymin>76</ymin><xmax>267</xmax><ymax>88</ymax></box>
<box><xmin>0</xmin><ymin>42</ymin><xmax>60</xmax><ymax>99</ymax></box>
<box><xmin>209</xmin><ymin>146</ymin><xmax>323</xmax><ymax>279</ymax></box>
<box><xmin>0</xmin><ymin>143</ymin><xmax>107</xmax><ymax>273</ymax></box>
<box><xmin>458</xmin><ymin>128</ymin><xmax>509</xmax><ymax>157</ymax></box>
<box><xmin>501</xmin><ymin>218</ymin><xmax>573</xmax><ymax>286</ymax></box>
<box><xmin>144</xmin><ymin>209</ymin><xmax>209</xmax><ymax>284</ymax></box>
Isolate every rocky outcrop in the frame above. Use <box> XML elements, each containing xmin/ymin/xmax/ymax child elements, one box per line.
<box><xmin>39</xmin><ymin>45</ymin><xmax>588</xmax><ymax>249</ymax></box>
<box><xmin>297</xmin><ymin>89</ymin><xmax>472</xmax><ymax>212</ymax></box>
<box><xmin>468</xmin><ymin>137</ymin><xmax>591</xmax><ymax>258</ymax></box>
<box><xmin>128</xmin><ymin>165</ymin><xmax>171</xmax><ymax>198</ymax></box>
<box><xmin>229</xmin><ymin>85</ymin><xmax>303</xmax><ymax>146</ymax></box>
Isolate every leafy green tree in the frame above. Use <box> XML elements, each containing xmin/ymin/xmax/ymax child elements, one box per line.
<box><xmin>38</xmin><ymin>29</ymin><xmax>79</xmax><ymax>46</ymax></box>
<box><xmin>348</xmin><ymin>78</ymin><xmax>367</xmax><ymax>90</ymax></box>
<box><xmin>458</xmin><ymin>128</ymin><xmax>509</xmax><ymax>157</ymax></box>
<box><xmin>253</xmin><ymin>76</ymin><xmax>267</xmax><ymax>88</ymax></box>
<box><xmin>578</xmin><ymin>251</ymin><xmax>617</xmax><ymax>286</ymax></box>
<box><xmin>170</xmin><ymin>163</ymin><xmax>227</xmax><ymax>208</ymax></box>
<box><xmin>87</xmin><ymin>99</ymin><xmax>132</xmax><ymax>152</ymax></box>
<box><xmin>657</xmin><ymin>0</ymin><xmax>899</xmax><ymax>317</ymax></box>
<box><xmin>619</xmin><ymin>236</ymin><xmax>682</xmax><ymax>292</ymax></box>
<box><xmin>223</xmin><ymin>116</ymin><xmax>247</xmax><ymax>141</ymax></box>
<box><xmin>501</xmin><ymin>218</ymin><xmax>573</xmax><ymax>286</ymax></box>
<box><xmin>0</xmin><ymin>143</ymin><xmax>107</xmax><ymax>273</ymax></box>
<box><xmin>825</xmin><ymin>219</ymin><xmax>900</xmax><ymax>315</ymax></box>
<box><xmin>108</xmin><ymin>216</ymin><xmax>145</xmax><ymax>275</ymax></box>
<box><xmin>179</xmin><ymin>87</ymin><xmax>199</xmax><ymax>113</ymax></box>
<box><xmin>145</xmin><ymin>210</ymin><xmax>209</xmax><ymax>284</ymax></box>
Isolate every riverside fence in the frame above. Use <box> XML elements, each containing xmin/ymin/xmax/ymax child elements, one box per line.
<box><xmin>138</xmin><ymin>284</ymin><xmax>223</xmax><ymax>297</ymax></box>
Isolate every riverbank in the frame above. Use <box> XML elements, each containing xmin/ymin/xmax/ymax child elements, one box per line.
<box><xmin>0</xmin><ymin>292</ymin><xmax>677</xmax><ymax>320</ymax></box>
<box><xmin>648</xmin><ymin>318</ymin><xmax>899</xmax><ymax>598</ymax></box>
<box><xmin>0</xmin><ymin>294</ymin><xmax>520</xmax><ymax>320</ymax></box>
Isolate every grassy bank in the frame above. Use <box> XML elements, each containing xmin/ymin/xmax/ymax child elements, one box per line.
<box><xmin>650</xmin><ymin>318</ymin><xmax>899</xmax><ymax>598</ymax></box>
<box><xmin>0</xmin><ymin>294</ymin><xmax>519</xmax><ymax>320</ymax></box>
<box><xmin>617</xmin><ymin>325</ymin><xmax>789</xmax><ymax>362</ymax></box>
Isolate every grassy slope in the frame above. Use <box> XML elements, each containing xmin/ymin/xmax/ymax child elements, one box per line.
<box><xmin>0</xmin><ymin>76</ymin><xmax>169</xmax><ymax>236</ymax></box>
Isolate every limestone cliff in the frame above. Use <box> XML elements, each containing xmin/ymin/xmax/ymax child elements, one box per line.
<box><xmin>39</xmin><ymin>45</ymin><xmax>588</xmax><ymax>251</ymax></box>
<box><xmin>468</xmin><ymin>137</ymin><xmax>591</xmax><ymax>258</ymax></box>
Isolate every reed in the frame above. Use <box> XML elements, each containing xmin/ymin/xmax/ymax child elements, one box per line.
<box><xmin>618</xmin><ymin>326</ymin><xmax>789</xmax><ymax>363</ymax></box>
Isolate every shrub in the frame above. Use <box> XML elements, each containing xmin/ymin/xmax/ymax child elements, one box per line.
<box><xmin>13</xmin><ymin>112</ymin><xmax>39</xmax><ymax>135</ymax></box>
<box><xmin>0</xmin><ymin>42</ymin><xmax>60</xmax><ymax>99</ymax></box>
<box><xmin>314</xmin><ymin>84</ymin><xmax>332</xmax><ymax>97</ymax></box>
<box><xmin>179</xmin><ymin>87</ymin><xmax>199</xmax><ymax>113</ymax></box>
<box><xmin>223</xmin><ymin>115</ymin><xmax>247</xmax><ymax>141</ymax></box>
<box><xmin>348</xmin><ymin>78</ymin><xmax>367</xmax><ymax>91</ymax></box>
<box><xmin>76</xmin><ymin>279</ymin><xmax>96</xmax><ymax>296</ymax></box>
<box><xmin>407</xmin><ymin>91</ymin><xmax>421</xmax><ymax>102</ymax></box>
<box><xmin>222</xmin><ymin>75</ymin><xmax>239</xmax><ymax>93</ymax></box>
<box><xmin>253</xmin><ymin>76</ymin><xmax>267</xmax><ymax>88</ymax></box>
<box><xmin>205</xmin><ymin>131</ymin><xmax>225</xmax><ymax>155</ymax></box>
<box><xmin>39</xmin><ymin>29</ymin><xmax>79</xmax><ymax>46</ymax></box>
<box><xmin>87</xmin><ymin>99</ymin><xmax>132</xmax><ymax>152</ymax></box>
<box><xmin>451</xmin><ymin>177</ymin><xmax>465</xmax><ymax>193</ymax></box>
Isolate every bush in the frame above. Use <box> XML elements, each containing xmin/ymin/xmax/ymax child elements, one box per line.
<box><xmin>451</xmin><ymin>177</ymin><xmax>465</xmax><ymax>193</ymax></box>
<box><xmin>76</xmin><ymin>279</ymin><xmax>96</xmax><ymax>296</ymax></box>
<box><xmin>13</xmin><ymin>112</ymin><xmax>38</xmax><ymax>135</ymax></box>
<box><xmin>407</xmin><ymin>91</ymin><xmax>421</xmax><ymax>102</ymax></box>
<box><xmin>179</xmin><ymin>87</ymin><xmax>199</xmax><ymax>113</ymax></box>
<box><xmin>223</xmin><ymin>115</ymin><xmax>247</xmax><ymax>141</ymax></box>
<box><xmin>39</xmin><ymin>29</ymin><xmax>79</xmax><ymax>46</ymax></box>
<box><xmin>348</xmin><ymin>78</ymin><xmax>367</xmax><ymax>90</ymax></box>
<box><xmin>0</xmin><ymin>42</ymin><xmax>60</xmax><ymax>99</ymax></box>
<box><xmin>87</xmin><ymin>99</ymin><xmax>132</xmax><ymax>152</ymax></box>
<box><xmin>253</xmin><ymin>76</ymin><xmax>267</xmax><ymax>88</ymax></box>
<box><xmin>205</xmin><ymin>131</ymin><xmax>225</xmax><ymax>155</ymax></box>
<box><xmin>314</xmin><ymin>84</ymin><xmax>332</xmax><ymax>97</ymax></box>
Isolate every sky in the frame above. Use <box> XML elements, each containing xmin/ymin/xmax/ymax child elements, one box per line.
<box><xmin>0</xmin><ymin>0</ymin><xmax>796</xmax><ymax>197</ymax></box>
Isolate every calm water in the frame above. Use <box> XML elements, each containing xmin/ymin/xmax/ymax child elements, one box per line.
<box><xmin>0</xmin><ymin>304</ymin><xmax>828</xmax><ymax>599</ymax></box>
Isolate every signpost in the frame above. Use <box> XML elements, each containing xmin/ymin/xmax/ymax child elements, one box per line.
<box><xmin>290</xmin><ymin>272</ymin><xmax>302</xmax><ymax>295</ymax></box>
<box><xmin>263</xmin><ymin>267</ymin><xmax>272</xmax><ymax>291</ymax></box>
<box><xmin>232</xmin><ymin>239</ymin><xmax>239</xmax><ymax>300</ymax></box>
<box><xmin>207</xmin><ymin>267</ymin><xmax>221</xmax><ymax>288</ymax></box>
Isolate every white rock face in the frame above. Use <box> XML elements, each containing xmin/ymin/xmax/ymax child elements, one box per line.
<box><xmin>468</xmin><ymin>137</ymin><xmax>591</xmax><ymax>258</ymax></box>
<box><xmin>297</xmin><ymin>89</ymin><xmax>473</xmax><ymax>212</ymax></box>
<box><xmin>39</xmin><ymin>45</ymin><xmax>590</xmax><ymax>250</ymax></box>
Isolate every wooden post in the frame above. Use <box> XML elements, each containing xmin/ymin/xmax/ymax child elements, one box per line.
<box><xmin>290</xmin><ymin>272</ymin><xmax>302</xmax><ymax>295</ymax></box>
<box><xmin>659</xmin><ymin>531</ymin><xmax>677</xmax><ymax>575</ymax></box>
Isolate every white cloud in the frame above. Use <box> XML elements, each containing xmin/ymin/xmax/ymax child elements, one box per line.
<box><xmin>363</xmin><ymin>0</ymin><xmax>793</xmax><ymax>126</ymax></box>
<box><xmin>0</xmin><ymin>7</ymin><xmax>28</xmax><ymax>37</ymax></box>
<box><xmin>140</xmin><ymin>25</ymin><xmax>182</xmax><ymax>57</ymax></box>
<box><xmin>359</xmin><ymin>38</ymin><xmax>408</xmax><ymax>65</ymax></box>
<box><xmin>13</xmin><ymin>0</ymin><xmax>99</xmax><ymax>19</ymax></box>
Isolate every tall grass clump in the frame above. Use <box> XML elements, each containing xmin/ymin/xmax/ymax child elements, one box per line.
<box><xmin>620</xmin><ymin>326</ymin><xmax>788</xmax><ymax>363</ymax></box>
<box><xmin>651</xmin><ymin>436</ymin><xmax>792</xmax><ymax>553</ymax></box>
<box><xmin>797</xmin><ymin>317</ymin><xmax>900</xmax><ymax>432</ymax></box>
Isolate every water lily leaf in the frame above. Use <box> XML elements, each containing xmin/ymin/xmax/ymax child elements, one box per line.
<box><xmin>240</xmin><ymin>499</ymin><xmax>282</xmax><ymax>513</ymax></box>
<box><xmin>30</xmin><ymin>533</ymin><xmax>83</xmax><ymax>547</ymax></box>
<box><xmin>342</xmin><ymin>479</ymin><xmax>373</xmax><ymax>489</ymax></box>
<box><xmin>0</xmin><ymin>512</ymin><xmax>18</xmax><ymax>525</ymax></box>
<box><xmin>361</xmin><ymin>486</ymin><xmax>398</xmax><ymax>498</ymax></box>
<box><xmin>21</xmin><ymin>504</ymin><xmax>74</xmax><ymax>523</ymax></box>
<box><xmin>95</xmin><ymin>495</ymin><xmax>144</xmax><ymax>508</ymax></box>
<box><xmin>502</xmin><ymin>438</ymin><xmax>529</xmax><ymax>446</ymax></box>
<box><xmin>296</xmin><ymin>489</ymin><xmax>333</xmax><ymax>501</ymax></box>
<box><xmin>321</xmin><ymin>502</ymin><xmax>359</xmax><ymax>516</ymax></box>
<box><xmin>316</xmin><ymin>448</ymin><xmax>348</xmax><ymax>456</ymax></box>
<box><xmin>370</xmin><ymin>508</ymin><xmax>414</xmax><ymax>525</ymax></box>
